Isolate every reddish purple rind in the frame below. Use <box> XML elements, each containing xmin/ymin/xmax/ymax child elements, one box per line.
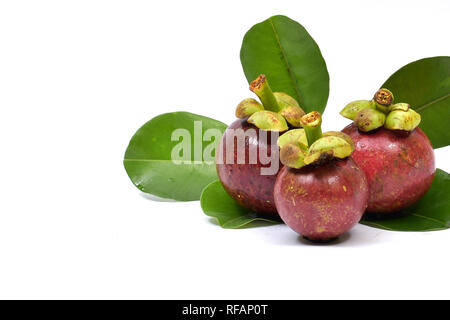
<box><xmin>274</xmin><ymin>158</ymin><xmax>369</xmax><ymax>240</ymax></box>
<box><xmin>342</xmin><ymin>123</ymin><xmax>435</xmax><ymax>213</ymax></box>
<box><xmin>216</xmin><ymin>119</ymin><xmax>281</xmax><ymax>216</ymax></box>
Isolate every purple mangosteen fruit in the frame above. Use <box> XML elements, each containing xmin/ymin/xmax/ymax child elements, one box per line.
<box><xmin>216</xmin><ymin>75</ymin><xmax>305</xmax><ymax>216</ymax></box>
<box><xmin>274</xmin><ymin>111</ymin><xmax>369</xmax><ymax>241</ymax></box>
<box><xmin>217</xmin><ymin>118</ymin><xmax>281</xmax><ymax>214</ymax></box>
<box><xmin>340</xmin><ymin>89</ymin><xmax>435</xmax><ymax>213</ymax></box>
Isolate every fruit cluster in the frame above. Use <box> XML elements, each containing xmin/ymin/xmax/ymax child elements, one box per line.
<box><xmin>217</xmin><ymin>75</ymin><xmax>435</xmax><ymax>242</ymax></box>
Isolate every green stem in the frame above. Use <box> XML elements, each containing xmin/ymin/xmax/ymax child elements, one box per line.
<box><xmin>373</xmin><ymin>88</ymin><xmax>394</xmax><ymax>113</ymax></box>
<box><xmin>300</xmin><ymin>111</ymin><xmax>323</xmax><ymax>146</ymax></box>
<box><xmin>249</xmin><ymin>74</ymin><xmax>281</xmax><ymax>112</ymax></box>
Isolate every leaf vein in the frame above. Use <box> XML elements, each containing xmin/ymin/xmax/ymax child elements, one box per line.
<box><xmin>360</xmin><ymin>221</ymin><xmax>394</xmax><ymax>231</ymax></box>
<box><xmin>268</xmin><ymin>17</ymin><xmax>303</xmax><ymax>106</ymax></box>
<box><xmin>415</xmin><ymin>93</ymin><xmax>450</xmax><ymax>112</ymax></box>
<box><xmin>409</xmin><ymin>213</ymin><xmax>448</xmax><ymax>227</ymax></box>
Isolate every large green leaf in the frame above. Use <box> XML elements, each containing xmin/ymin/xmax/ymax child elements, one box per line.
<box><xmin>240</xmin><ymin>15</ymin><xmax>329</xmax><ymax>114</ymax></box>
<box><xmin>381</xmin><ymin>56</ymin><xmax>450</xmax><ymax>149</ymax></box>
<box><xmin>361</xmin><ymin>169</ymin><xmax>450</xmax><ymax>231</ymax></box>
<box><xmin>124</xmin><ymin>112</ymin><xmax>227</xmax><ymax>201</ymax></box>
<box><xmin>200</xmin><ymin>180</ymin><xmax>280</xmax><ymax>228</ymax></box>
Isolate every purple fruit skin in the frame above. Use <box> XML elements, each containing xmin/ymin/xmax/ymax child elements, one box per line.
<box><xmin>274</xmin><ymin>158</ymin><xmax>369</xmax><ymax>240</ymax></box>
<box><xmin>216</xmin><ymin>119</ymin><xmax>281</xmax><ymax>215</ymax></box>
<box><xmin>342</xmin><ymin>124</ymin><xmax>435</xmax><ymax>213</ymax></box>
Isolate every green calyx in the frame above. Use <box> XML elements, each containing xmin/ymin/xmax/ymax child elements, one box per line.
<box><xmin>235</xmin><ymin>74</ymin><xmax>305</xmax><ymax>131</ymax></box>
<box><xmin>323</xmin><ymin>131</ymin><xmax>355</xmax><ymax>150</ymax></box>
<box><xmin>277</xmin><ymin>128</ymin><xmax>308</xmax><ymax>148</ymax></box>
<box><xmin>304</xmin><ymin>135</ymin><xmax>354</xmax><ymax>165</ymax></box>
<box><xmin>340</xmin><ymin>100</ymin><xmax>376</xmax><ymax>120</ymax></box>
<box><xmin>390</xmin><ymin>102</ymin><xmax>409</xmax><ymax>112</ymax></box>
<box><xmin>280</xmin><ymin>104</ymin><xmax>305</xmax><ymax>127</ymax></box>
<box><xmin>247</xmin><ymin>110</ymin><xmax>289</xmax><ymax>132</ymax></box>
<box><xmin>339</xmin><ymin>89</ymin><xmax>421</xmax><ymax>132</ymax></box>
<box><xmin>385</xmin><ymin>103</ymin><xmax>421</xmax><ymax>131</ymax></box>
<box><xmin>278</xmin><ymin>111</ymin><xmax>355</xmax><ymax>169</ymax></box>
<box><xmin>279</xmin><ymin>142</ymin><xmax>308</xmax><ymax>169</ymax></box>
<box><xmin>274</xmin><ymin>92</ymin><xmax>300</xmax><ymax>109</ymax></box>
<box><xmin>355</xmin><ymin>108</ymin><xmax>386</xmax><ymax>132</ymax></box>
<box><xmin>236</xmin><ymin>98</ymin><xmax>264</xmax><ymax>118</ymax></box>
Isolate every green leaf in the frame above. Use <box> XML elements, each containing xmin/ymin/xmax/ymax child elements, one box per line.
<box><xmin>200</xmin><ymin>180</ymin><xmax>281</xmax><ymax>228</ymax></box>
<box><xmin>124</xmin><ymin>112</ymin><xmax>227</xmax><ymax>201</ymax></box>
<box><xmin>381</xmin><ymin>56</ymin><xmax>450</xmax><ymax>149</ymax></box>
<box><xmin>240</xmin><ymin>15</ymin><xmax>329</xmax><ymax>114</ymax></box>
<box><xmin>361</xmin><ymin>169</ymin><xmax>450</xmax><ymax>231</ymax></box>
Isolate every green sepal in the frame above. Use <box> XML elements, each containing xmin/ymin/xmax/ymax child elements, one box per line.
<box><xmin>274</xmin><ymin>92</ymin><xmax>300</xmax><ymax>108</ymax></box>
<box><xmin>273</xmin><ymin>92</ymin><xmax>305</xmax><ymax>127</ymax></box>
<box><xmin>279</xmin><ymin>105</ymin><xmax>305</xmax><ymax>127</ymax></box>
<box><xmin>355</xmin><ymin>108</ymin><xmax>386</xmax><ymax>132</ymax></box>
<box><xmin>323</xmin><ymin>131</ymin><xmax>355</xmax><ymax>151</ymax></box>
<box><xmin>304</xmin><ymin>135</ymin><xmax>354</xmax><ymax>165</ymax></box>
<box><xmin>235</xmin><ymin>98</ymin><xmax>264</xmax><ymax>118</ymax></box>
<box><xmin>340</xmin><ymin>100</ymin><xmax>376</xmax><ymax>120</ymax></box>
<box><xmin>277</xmin><ymin>129</ymin><xmax>308</xmax><ymax>148</ymax></box>
<box><xmin>279</xmin><ymin>142</ymin><xmax>308</xmax><ymax>169</ymax></box>
<box><xmin>385</xmin><ymin>106</ymin><xmax>421</xmax><ymax>131</ymax></box>
<box><xmin>390</xmin><ymin>102</ymin><xmax>410</xmax><ymax>112</ymax></box>
<box><xmin>247</xmin><ymin>110</ymin><xmax>289</xmax><ymax>131</ymax></box>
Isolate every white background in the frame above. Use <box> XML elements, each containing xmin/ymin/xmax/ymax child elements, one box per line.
<box><xmin>0</xmin><ymin>0</ymin><xmax>449</xmax><ymax>299</ymax></box>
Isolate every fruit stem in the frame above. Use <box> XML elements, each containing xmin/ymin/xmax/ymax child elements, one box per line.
<box><xmin>300</xmin><ymin>111</ymin><xmax>323</xmax><ymax>146</ymax></box>
<box><xmin>249</xmin><ymin>75</ymin><xmax>281</xmax><ymax>112</ymax></box>
<box><xmin>373</xmin><ymin>88</ymin><xmax>394</xmax><ymax>113</ymax></box>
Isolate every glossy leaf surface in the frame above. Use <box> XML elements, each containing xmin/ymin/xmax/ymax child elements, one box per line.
<box><xmin>124</xmin><ymin>112</ymin><xmax>227</xmax><ymax>201</ymax></box>
<box><xmin>200</xmin><ymin>180</ymin><xmax>280</xmax><ymax>228</ymax></box>
<box><xmin>240</xmin><ymin>15</ymin><xmax>329</xmax><ymax>114</ymax></box>
<box><xmin>381</xmin><ymin>56</ymin><xmax>450</xmax><ymax>149</ymax></box>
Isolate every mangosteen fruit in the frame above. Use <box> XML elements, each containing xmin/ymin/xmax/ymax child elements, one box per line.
<box><xmin>340</xmin><ymin>89</ymin><xmax>435</xmax><ymax>213</ymax></box>
<box><xmin>274</xmin><ymin>111</ymin><xmax>369</xmax><ymax>241</ymax></box>
<box><xmin>216</xmin><ymin>74</ymin><xmax>305</xmax><ymax>215</ymax></box>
